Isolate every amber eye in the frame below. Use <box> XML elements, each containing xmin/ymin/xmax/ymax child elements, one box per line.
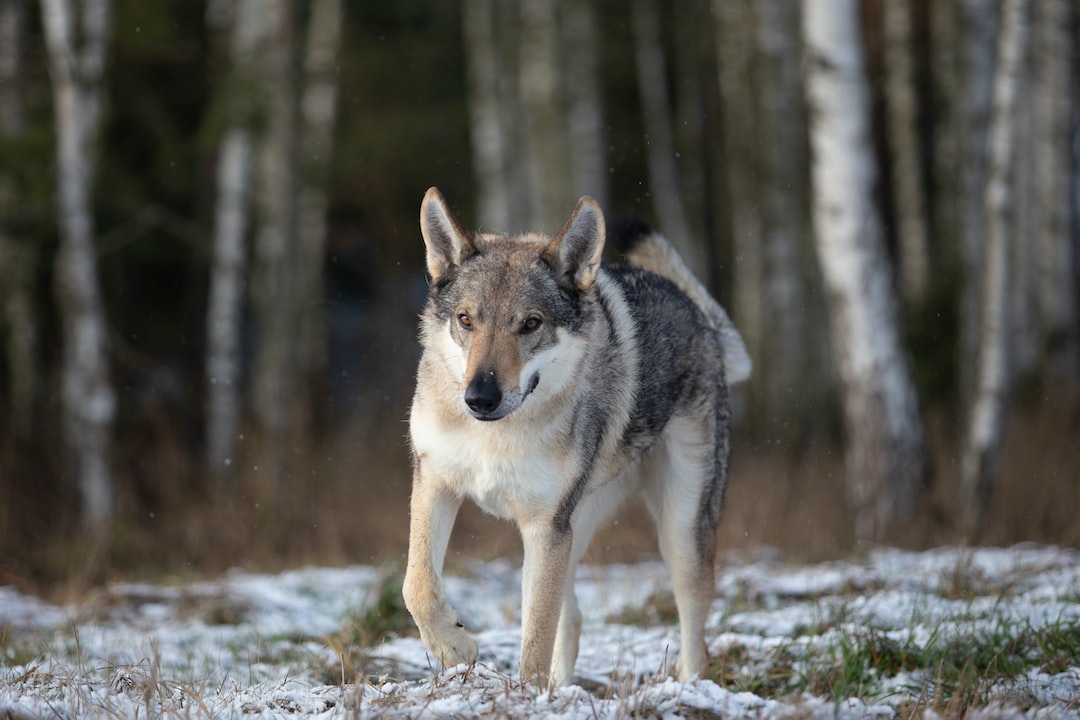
<box><xmin>521</xmin><ymin>316</ymin><xmax>542</xmax><ymax>334</ymax></box>
<box><xmin>457</xmin><ymin>312</ymin><xmax>473</xmax><ymax>329</ymax></box>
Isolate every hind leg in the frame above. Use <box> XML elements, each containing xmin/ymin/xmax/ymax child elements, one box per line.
<box><xmin>643</xmin><ymin>411</ymin><xmax>729</xmax><ymax>681</ymax></box>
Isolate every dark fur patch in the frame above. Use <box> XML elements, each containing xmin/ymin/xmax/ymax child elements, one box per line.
<box><xmin>608</xmin><ymin>215</ymin><xmax>656</xmax><ymax>259</ymax></box>
<box><xmin>606</xmin><ymin>266</ymin><xmax>716</xmax><ymax>455</ymax></box>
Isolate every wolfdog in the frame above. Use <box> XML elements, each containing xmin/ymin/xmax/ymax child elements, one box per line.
<box><xmin>403</xmin><ymin>187</ymin><xmax>751</xmax><ymax>686</ymax></box>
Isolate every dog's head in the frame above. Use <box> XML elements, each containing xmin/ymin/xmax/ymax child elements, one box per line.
<box><xmin>418</xmin><ymin>187</ymin><xmax>605</xmax><ymax>421</ymax></box>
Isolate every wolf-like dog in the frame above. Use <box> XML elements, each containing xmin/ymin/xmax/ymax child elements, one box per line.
<box><xmin>403</xmin><ymin>187</ymin><xmax>751</xmax><ymax>687</ymax></box>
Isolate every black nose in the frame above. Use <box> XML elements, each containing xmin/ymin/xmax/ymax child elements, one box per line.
<box><xmin>465</xmin><ymin>373</ymin><xmax>502</xmax><ymax>416</ymax></box>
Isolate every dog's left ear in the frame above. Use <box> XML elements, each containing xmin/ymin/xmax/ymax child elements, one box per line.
<box><xmin>544</xmin><ymin>196</ymin><xmax>605</xmax><ymax>292</ymax></box>
<box><xmin>420</xmin><ymin>187</ymin><xmax>476</xmax><ymax>282</ymax></box>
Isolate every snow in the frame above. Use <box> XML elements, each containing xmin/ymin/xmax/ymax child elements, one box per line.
<box><xmin>2</xmin><ymin>545</ymin><xmax>1079</xmax><ymax>718</ymax></box>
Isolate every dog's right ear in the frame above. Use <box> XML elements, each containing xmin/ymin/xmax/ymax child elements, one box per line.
<box><xmin>420</xmin><ymin>187</ymin><xmax>476</xmax><ymax>282</ymax></box>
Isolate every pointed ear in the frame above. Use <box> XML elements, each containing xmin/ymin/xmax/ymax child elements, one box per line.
<box><xmin>543</xmin><ymin>196</ymin><xmax>606</xmax><ymax>292</ymax></box>
<box><xmin>420</xmin><ymin>187</ymin><xmax>476</xmax><ymax>282</ymax></box>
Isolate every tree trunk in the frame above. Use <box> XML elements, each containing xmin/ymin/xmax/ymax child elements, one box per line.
<box><xmin>295</xmin><ymin>0</ymin><xmax>343</xmax><ymax>414</ymax></box>
<box><xmin>961</xmin><ymin>0</ymin><xmax>1030</xmax><ymax>536</ymax></box>
<box><xmin>714</xmin><ymin>0</ymin><xmax>763</xmax><ymax>418</ymax></box>
<box><xmin>41</xmin><ymin>0</ymin><xmax>116</xmax><ymax>538</ymax></box>
<box><xmin>1034</xmin><ymin>0</ymin><xmax>1078</xmax><ymax>381</ymax></box>
<box><xmin>205</xmin><ymin>128</ymin><xmax>252</xmax><ymax>486</ymax></box>
<box><xmin>631</xmin><ymin>0</ymin><xmax>698</xmax><ymax>271</ymax></box>
<box><xmin>250</xmin><ymin>0</ymin><xmax>299</xmax><ymax>494</ymax></box>
<box><xmin>671</xmin><ymin>0</ymin><xmax>712</xmax><ymax>266</ymax></box>
<box><xmin>803</xmin><ymin>0</ymin><xmax>927</xmax><ymax>541</ymax></box>
<box><xmin>955</xmin><ymin>0</ymin><xmax>999</xmax><ymax>414</ymax></box>
<box><xmin>562</xmin><ymin>0</ymin><xmax>607</xmax><ymax>209</ymax></box>
<box><xmin>0</xmin><ymin>0</ymin><xmax>23</xmax><ymax>135</ymax></box>
<box><xmin>927</xmin><ymin>1</ymin><xmax>959</xmax><ymax>281</ymax></box>
<box><xmin>204</xmin><ymin>0</ymin><xmax>272</xmax><ymax>489</ymax></box>
<box><xmin>464</xmin><ymin>0</ymin><xmax>513</xmax><ymax>231</ymax></box>
<box><xmin>882</xmin><ymin>0</ymin><xmax>930</xmax><ymax>303</ymax></box>
<box><xmin>0</xmin><ymin>0</ymin><xmax>32</xmax><ymax>546</ymax></box>
<box><xmin>1009</xmin><ymin>59</ymin><xmax>1038</xmax><ymax>382</ymax></box>
<box><xmin>518</xmin><ymin>0</ymin><xmax>564</xmax><ymax>231</ymax></box>
<box><xmin>753</xmin><ymin>0</ymin><xmax>816</xmax><ymax>446</ymax></box>
<box><xmin>470</xmin><ymin>0</ymin><xmax>601</xmax><ymax>233</ymax></box>
<box><xmin>1</xmin><ymin>0</ymin><xmax>37</xmax><ymax>444</ymax></box>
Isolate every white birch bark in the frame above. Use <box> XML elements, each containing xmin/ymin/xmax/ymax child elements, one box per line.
<box><xmin>753</xmin><ymin>0</ymin><xmax>811</xmax><ymax>440</ymax></box>
<box><xmin>205</xmin><ymin>130</ymin><xmax>252</xmax><ymax>484</ymax></box>
<box><xmin>250</xmin><ymin>0</ymin><xmax>297</xmax><ymax>490</ymax></box>
<box><xmin>204</xmin><ymin>0</ymin><xmax>270</xmax><ymax>486</ymax></box>
<box><xmin>803</xmin><ymin>0</ymin><xmax>926</xmax><ymax>541</ymax></box>
<box><xmin>295</xmin><ymin>0</ymin><xmax>342</xmax><ymax>396</ymax></box>
<box><xmin>40</xmin><ymin>0</ymin><xmax>115</xmax><ymax>535</ymax></box>
<box><xmin>631</xmin><ymin>0</ymin><xmax>699</xmax><ymax>272</ymax></box>
<box><xmin>519</xmin><ymin>0</ymin><xmax>564</xmax><ymax>231</ymax></box>
<box><xmin>1034</xmin><ymin>0</ymin><xmax>1077</xmax><ymax>378</ymax></box>
<box><xmin>562</xmin><ymin>0</ymin><xmax>607</xmax><ymax>209</ymax></box>
<box><xmin>464</xmin><ymin>0</ymin><xmax>512</xmax><ymax>231</ymax></box>
<box><xmin>961</xmin><ymin>0</ymin><xmax>1029</xmax><ymax>535</ymax></box>
<box><xmin>883</xmin><ymin>0</ymin><xmax>930</xmax><ymax>303</ymax></box>
<box><xmin>956</xmin><ymin>0</ymin><xmax>998</xmax><ymax>412</ymax></box>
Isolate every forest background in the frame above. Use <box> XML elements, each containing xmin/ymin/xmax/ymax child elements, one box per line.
<box><xmin>0</xmin><ymin>0</ymin><xmax>1077</xmax><ymax>593</ymax></box>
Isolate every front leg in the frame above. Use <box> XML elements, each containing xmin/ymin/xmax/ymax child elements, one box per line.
<box><xmin>518</xmin><ymin>519</ymin><xmax>572</xmax><ymax>687</ymax></box>
<box><xmin>402</xmin><ymin>464</ymin><xmax>478</xmax><ymax>669</ymax></box>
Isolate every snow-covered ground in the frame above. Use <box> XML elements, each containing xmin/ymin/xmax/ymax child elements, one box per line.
<box><xmin>2</xmin><ymin>545</ymin><xmax>1079</xmax><ymax>718</ymax></box>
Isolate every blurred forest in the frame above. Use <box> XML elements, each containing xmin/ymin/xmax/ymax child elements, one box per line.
<box><xmin>1</xmin><ymin>0</ymin><xmax>1078</xmax><ymax>591</ymax></box>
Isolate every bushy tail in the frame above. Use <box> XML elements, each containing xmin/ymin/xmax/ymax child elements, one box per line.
<box><xmin>614</xmin><ymin>218</ymin><xmax>752</xmax><ymax>385</ymax></box>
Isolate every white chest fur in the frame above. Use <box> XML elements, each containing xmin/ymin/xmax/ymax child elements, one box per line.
<box><xmin>411</xmin><ymin>406</ymin><xmax>576</xmax><ymax>522</ymax></box>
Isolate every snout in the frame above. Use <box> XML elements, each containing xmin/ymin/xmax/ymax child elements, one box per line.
<box><xmin>464</xmin><ymin>371</ymin><xmax>504</xmax><ymax>421</ymax></box>
<box><xmin>463</xmin><ymin>369</ymin><xmax>540</xmax><ymax>421</ymax></box>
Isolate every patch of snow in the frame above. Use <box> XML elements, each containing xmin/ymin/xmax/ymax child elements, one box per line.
<box><xmin>1</xmin><ymin>546</ymin><xmax>1079</xmax><ymax>717</ymax></box>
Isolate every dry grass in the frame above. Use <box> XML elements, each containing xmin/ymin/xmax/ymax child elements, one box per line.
<box><xmin>2</xmin><ymin>390</ymin><xmax>1077</xmax><ymax>596</ymax></box>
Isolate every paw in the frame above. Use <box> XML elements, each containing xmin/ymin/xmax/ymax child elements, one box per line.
<box><xmin>422</xmin><ymin>623</ymin><xmax>479</xmax><ymax>668</ymax></box>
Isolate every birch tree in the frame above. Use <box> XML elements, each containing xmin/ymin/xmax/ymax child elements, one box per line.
<box><xmin>631</xmin><ymin>0</ymin><xmax>697</xmax><ymax>271</ymax></box>
<box><xmin>519</xmin><ymin>0</ymin><xmax>565</xmax><ymax>231</ymax></box>
<box><xmin>961</xmin><ymin>0</ymin><xmax>1030</xmax><ymax>536</ymax></box>
<box><xmin>41</xmin><ymin>0</ymin><xmax>116</xmax><ymax>537</ymax></box>
<box><xmin>204</xmin><ymin>0</ymin><xmax>269</xmax><ymax>488</ymax></box>
<box><xmin>562</xmin><ymin>0</ymin><xmax>607</xmax><ymax>211</ymax></box>
<box><xmin>882</xmin><ymin>0</ymin><xmax>930</xmax><ymax>303</ymax></box>
<box><xmin>714</xmin><ymin>0</ymin><xmax>762</xmax><ymax>359</ymax></box>
<box><xmin>1034</xmin><ymin>0</ymin><xmax>1078</xmax><ymax>380</ymax></box>
<box><xmin>250</xmin><ymin>0</ymin><xmax>298</xmax><ymax>494</ymax></box>
<box><xmin>803</xmin><ymin>0</ymin><xmax>927</xmax><ymax>541</ymax></box>
<box><xmin>466</xmin><ymin>0</ymin><xmax>604</xmax><ymax>233</ymax></box>
<box><xmin>753</xmin><ymin>0</ymin><xmax>815</xmax><ymax>443</ymax></box>
<box><xmin>295</xmin><ymin>0</ymin><xmax>343</xmax><ymax>410</ymax></box>
<box><xmin>955</xmin><ymin>1</ymin><xmax>999</xmax><ymax>412</ymax></box>
<box><xmin>463</xmin><ymin>0</ymin><xmax>514</xmax><ymax>231</ymax></box>
<box><xmin>716</xmin><ymin>0</ymin><xmax>819</xmax><ymax>443</ymax></box>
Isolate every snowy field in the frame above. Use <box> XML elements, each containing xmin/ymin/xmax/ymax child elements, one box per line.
<box><xmin>2</xmin><ymin>544</ymin><xmax>1080</xmax><ymax>718</ymax></box>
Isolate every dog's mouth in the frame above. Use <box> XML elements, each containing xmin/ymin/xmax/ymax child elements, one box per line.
<box><xmin>464</xmin><ymin>373</ymin><xmax>540</xmax><ymax>422</ymax></box>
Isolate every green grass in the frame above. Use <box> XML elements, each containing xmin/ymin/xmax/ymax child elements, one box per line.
<box><xmin>0</xmin><ymin>627</ymin><xmax>41</xmax><ymax>669</ymax></box>
<box><xmin>703</xmin><ymin>604</ymin><xmax>1080</xmax><ymax>716</ymax></box>
<box><xmin>320</xmin><ymin>562</ymin><xmax>416</xmax><ymax>684</ymax></box>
